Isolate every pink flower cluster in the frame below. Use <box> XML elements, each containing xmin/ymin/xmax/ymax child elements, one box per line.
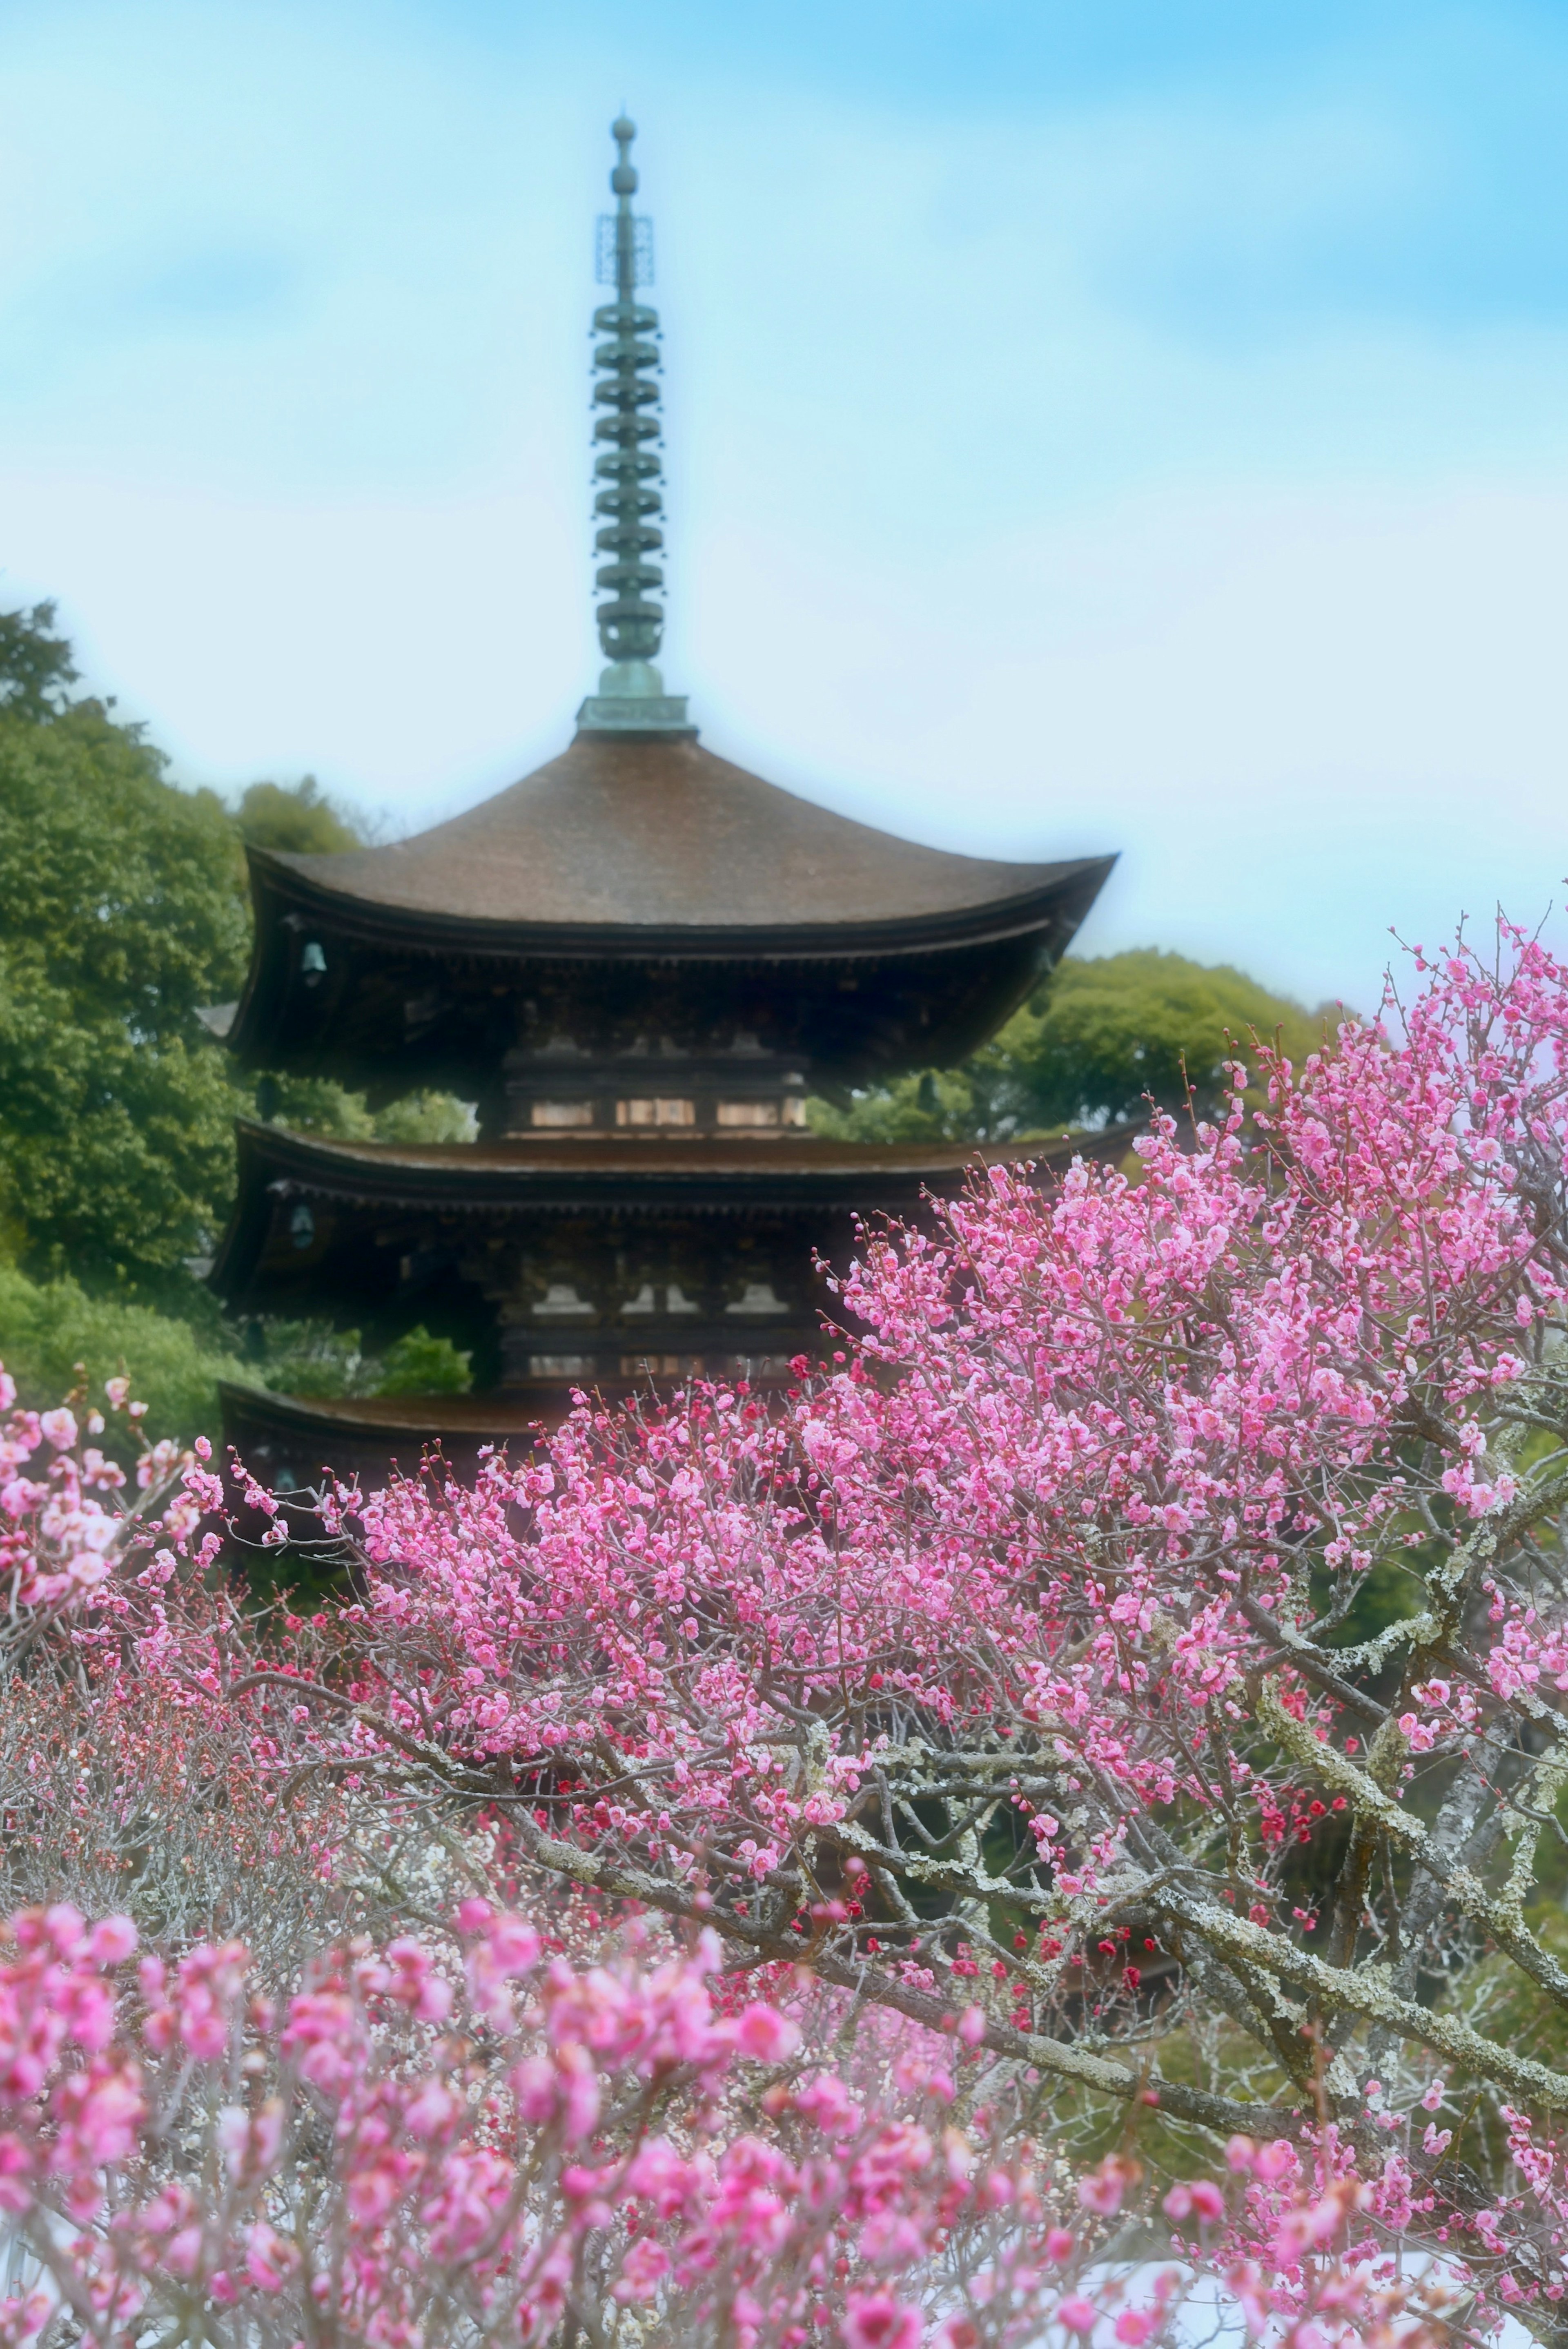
<box><xmin>0</xmin><ymin>1372</ymin><xmax>214</xmax><ymax>1624</ymax></box>
<box><xmin>0</xmin><ymin>1900</ymin><xmax>1364</xmax><ymax>2349</ymax></box>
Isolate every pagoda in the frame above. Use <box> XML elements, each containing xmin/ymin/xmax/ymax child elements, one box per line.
<box><xmin>211</xmin><ymin>118</ymin><xmax>1116</xmax><ymax>1491</ymax></box>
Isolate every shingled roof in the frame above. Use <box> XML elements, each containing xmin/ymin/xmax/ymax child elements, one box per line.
<box><xmin>259</xmin><ymin>731</ymin><xmax>1105</xmax><ymax>942</ymax></box>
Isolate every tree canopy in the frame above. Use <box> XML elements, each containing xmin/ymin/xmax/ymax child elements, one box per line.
<box><xmin>810</xmin><ymin>948</ymin><xmax>1337</xmax><ymax>1144</ymax></box>
<box><xmin>0</xmin><ymin>597</ymin><xmax>79</xmax><ymax>723</ymax></box>
<box><xmin>235</xmin><ymin>773</ymin><xmax>368</xmax><ymax>856</ymax></box>
<box><xmin>0</xmin><ymin>665</ymin><xmax>249</xmax><ymax>1294</ymax></box>
<box><xmin>0</xmin><ymin>600</ymin><xmax>474</xmax><ymax>1425</ymax></box>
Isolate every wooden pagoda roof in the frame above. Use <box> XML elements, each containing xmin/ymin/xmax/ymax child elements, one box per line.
<box><xmin>249</xmin><ymin>731</ymin><xmax>1110</xmax><ymax>950</ymax></box>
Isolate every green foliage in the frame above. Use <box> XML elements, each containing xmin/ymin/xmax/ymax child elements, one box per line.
<box><xmin>258</xmin><ymin>1077</ymin><xmax>476</xmax><ymax>1145</ymax></box>
<box><xmin>236</xmin><ymin>1317</ymin><xmax>376</xmax><ymax>1401</ymax></box>
<box><xmin>372</xmin><ymin>1091</ymin><xmax>478</xmax><ymax>1145</ymax></box>
<box><xmin>987</xmin><ymin>950</ymin><xmax>1336</xmax><ymax>1130</ymax></box>
<box><xmin>808</xmin><ymin>1068</ymin><xmax>1007</xmax><ymax>1146</ymax></box>
<box><xmin>0</xmin><ymin>622</ymin><xmax>251</xmax><ymax>1292</ymax></box>
<box><xmin>376</xmin><ymin>1325</ymin><xmax>473</xmax><ymax>1396</ymax></box>
<box><xmin>0</xmin><ymin>1273</ymin><xmax>471</xmax><ymax>1452</ymax></box>
<box><xmin>0</xmin><ymin>604</ymin><xmax>480</xmax><ymax>1432</ymax></box>
<box><xmin>0</xmin><ymin>600</ymin><xmax>79</xmax><ymax>723</ymax></box>
<box><xmin>0</xmin><ymin>1263</ymin><xmax>247</xmax><ymax>1448</ymax></box>
<box><xmin>809</xmin><ymin>950</ymin><xmax>1339</xmax><ymax>1145</ymax></box>
<box><xmin>235</xmin><ymin>775</ymin><xmax>366</xmax><ymax>857</ymax></box>
<box><xmin>226</xmin><ymin>1316</ymin><xmax>472</xmax><ymax>1406</ymax></box>
<box><xmin>261</xmin><ymin>1078</ymin><xmax>379</xmax><ymax>1142</ymax></box>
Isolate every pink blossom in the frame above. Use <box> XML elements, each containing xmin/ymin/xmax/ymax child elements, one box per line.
<box><xmin>614</xmin><ymin>2237</ymin><xmax>672</xmax><ymax>2302</ymax></box>
<box><xmin>87</xmin><ymin>1917</ymin><xmax>136</xmax><ymax>1968</ymax></box>
<box><xmin>243</xmin><ymin>2220</ymin><xmax>297</xmax><ymax>2291</ymax></box>
<box><xmin>843</xmin><ymin>2290</ymin><xmax>922</xmax><ymax>2349</ymax></box>
<box><xmin>1080</xmin><ymin>2157</ymin><xmax>1134</xmax><ymax>2217</ymax></box>
<box><xmin>730</xmin><ymin>2005</ymin><xmax>802</xmax><ymax>2063</ymax></box>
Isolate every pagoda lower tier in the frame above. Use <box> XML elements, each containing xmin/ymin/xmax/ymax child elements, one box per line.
<box><xmin>216</xmin><ymin>1385</ymin><xmax>550</xmax><ymax>1502</ymax></box>
<box><xmin>212</xmin><ymin>1119</ymin><xmax>1137</xmax><ymax>1493</ymax></box>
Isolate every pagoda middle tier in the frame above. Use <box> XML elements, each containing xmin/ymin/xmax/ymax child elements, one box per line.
<box><xmin>213</xmin><ymin>1120</ymin><xmax>1137</xmax><ymax>1405</ymax></box>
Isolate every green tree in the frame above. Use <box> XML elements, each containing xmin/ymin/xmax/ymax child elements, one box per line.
<box><xmin>256</xmin><ymin>1075</ymin><xmax>476</xmax><ymax>1146</ymax></box>
<box><xmin>809</xmin><ymin>950</ymin><xmax>1340</xmax><ymax>1144</ymax></box>
<box><xmin>236</xmin><ymin>775</ymin><xmax>367</xmax><ymax>857</ymax></box>
<box><xmin>233</xmin><ymin>787</ymin><xmax>477</xmax><ymax>1148</ymax></box>
<box><xmin>376</xmin><ymin>1325</ymin><xmax>473</xmax><ymax>1396</ymax></box>
<box><xmin>982</xmin><ymin>949</ymin><xmax>1336</xmax><ymax>1131</ymax></box>
<box><xmin>370</xmin><ymin>1089</ymin><xmax>477</xmax><ymax>1144</ymax></box>
<box><xmin>0</xmin><ymin>602</ymin><xmax>481</xmax><ymax>1427</ymax></box>
<box><xmin>0</xmin><ymin>627</ymin><xmax>250</xmax><ymax>1294</ymax></box>
<box><xmin>0</xmin><ymin>600</ymin><xmax>79</xmax><ymax>723</ymax></box>
<box><xmin>806</xmin><ymin>1067</ymin><xmax>989</xmax><ymax>1146</ymax></box>
<box><xmin>0</xmin><ymin>1263</ymin><xmax>249</xmax><ymax>1450</ymax></box>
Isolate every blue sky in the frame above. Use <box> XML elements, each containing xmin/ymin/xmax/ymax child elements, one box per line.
<box><xmin>1</xmin><ymin>0</ymin><xmax>1565</xmax><ymax>1009</ymax></box>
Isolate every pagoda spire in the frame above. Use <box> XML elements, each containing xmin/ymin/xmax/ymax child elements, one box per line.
<box><xmin>577</xmin><ymin>115</ymin><xmax>693</xmax><ymax>738</ymax></box>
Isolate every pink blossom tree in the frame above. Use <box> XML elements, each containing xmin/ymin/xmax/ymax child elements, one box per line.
<box><xmin>5</xmin><ymin>913</ymin><xmax>1568</xmax><ymax>2340</ymax></box>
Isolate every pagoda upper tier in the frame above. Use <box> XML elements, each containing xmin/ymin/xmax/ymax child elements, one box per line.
<box><xmin>227</xmin><ymin>729</ymin><xmax>1111</xmax><ymax>1121</ymax></box>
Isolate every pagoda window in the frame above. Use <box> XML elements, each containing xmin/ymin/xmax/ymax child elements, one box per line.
<box><xmin>616</xmin><ymin>1098</ymin><xmax>695</xmax><ymax>1128</ymax></box>
<box><xmin>532</xmin><ymin>1283</ymin><xmax>595</xmax><ymax>1320</ymax></box>
<box><xmin>725</xmin><ymin>1280</ymin><xmax>789</xmax><ymax>1318</ymax></box>
<box><xmin>622</xmin><ymin>1282</ymin><xmax>701</xmax><ymax>1317</ymax></box>
<box><xmin>528</xmin><ymin>1353</ymin><xmax>595</xmax><ymax>1376</ymax></box>
<box><xmin>714</xmin><ymin>1099</ymin><xmax>808</xmax><ymax>1129</ymax></box>
<box><xmin>715</xmin><ymin>1099</ymin><xmax>808</xmax><ymax>1129</ymax></box>
<box><xmin>530</xmin><ymin>1100</ymin><xmax>595</xmax><ymax>1128</ymax></box>
<box><xmin>622</xmin><ymin>1354</ymin><xmax>704</xmax><ymax>1377</ymax></box>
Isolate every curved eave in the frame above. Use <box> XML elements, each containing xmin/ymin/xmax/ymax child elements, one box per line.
<box><xmin>248</xmin><ymin>841</ymin><xmax>1114</xmax><ymax>957</ymax></box>
<box><xmin>218</xmin><ymin>1381</ymin><xmax>546</xmax><ymax>1443</ymax></box>
<box><xmin>216</xmin><ymin>1377</ymin><xmax>791</xmax><ymax>1484</ymax></box>
<box><xmin>225</xmin><ymin>850</ymin><xmax>1115</xmax><ymax>1065</ymax></box>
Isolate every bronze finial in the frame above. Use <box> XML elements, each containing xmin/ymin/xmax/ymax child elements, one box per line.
<box><xmin>578</xmin><ymin>116</ymin><xmax>694</xmax><ymax>737</ymax></box>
